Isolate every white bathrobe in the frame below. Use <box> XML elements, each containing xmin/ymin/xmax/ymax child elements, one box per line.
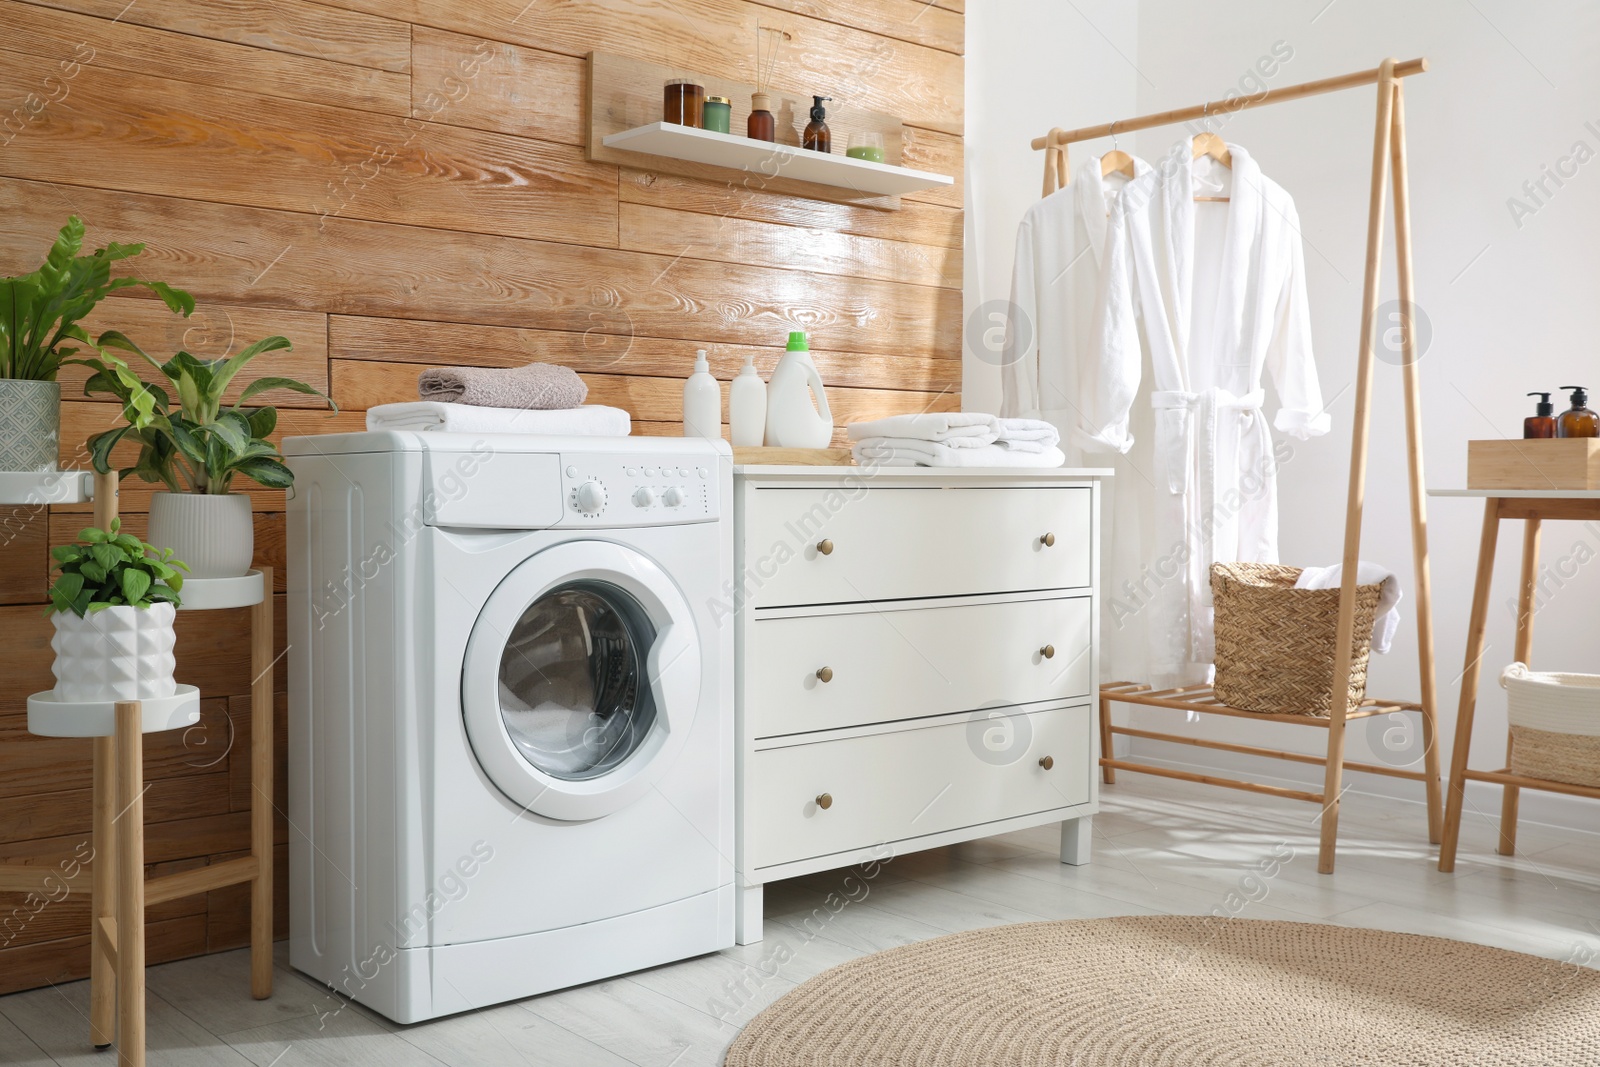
<box><xmin>1001</xmin><ymin>154</ymin><xmax>1171</xmax><ymax>682</ymax></box>
<box><xmin>1121</xmin><ymin>139</ymin><xmax>1330</xmax><ymax>679</ymax></box>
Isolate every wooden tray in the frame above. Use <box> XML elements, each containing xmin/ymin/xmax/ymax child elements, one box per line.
<box><xmin>1467</xmin><ymin>439</ymin><xmax>1600</xmax><ymax>490</ymax></box>
<box><xmin>732</xmin><ymin>446</ymin><xmax>854</xmax><ymax>466</ymax></box>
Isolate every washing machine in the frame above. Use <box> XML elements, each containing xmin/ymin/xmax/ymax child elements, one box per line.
<box><xmin>283</xmin><ymin>431</ymin><xmax>733</xmax><ymax>1024</ymax></box>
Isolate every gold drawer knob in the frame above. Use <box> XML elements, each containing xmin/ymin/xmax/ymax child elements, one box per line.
<box><xmin>815</xmin><ymin>792</ymin><xmax>833</xmax><ymax>810</ymax></box>
<box><xmin>816</xmin><ymin>538</ymin><xmax>834</xmax><ymax>556</ymax></box>
<box><xmin>816</xmin><ymin>666</ymin><xmax>834</xmax><ymax>683</ymax></box>
<box><xmin>1038</xmin><ymin>755</ymin><xmax>1055</xmax><ymax>770</ymax></box>
<box><xmin>1039</xmin><ymin>644</ymin><xmax>1056</xmax><ymax>659</ymax></box>
<box><xmin>1040</xmin><ymin>532</ymin><xmax>1056</xmax><ymax>547</ymax></box>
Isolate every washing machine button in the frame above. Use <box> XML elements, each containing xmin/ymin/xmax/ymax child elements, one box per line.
<box><xmin>662</xmin><ymin>487</ymin><xmax>685</xmax><ymax>507</ymax></box>
<box><xmin>633</xmin><ymin>486</ymin><xmax>657</xmax><ymax>508</ymax></box>
<box><xmin>697</xmin><ymin>467</ymin><xmax>708</xmax><ymax>478</ymax></box>
<box><xmin>565</xmin><ymin>465</ymin><xmax>579</xmax><ymax>479</ymax></box>
<box><xmin>574</xmin><ymin>480</ymin><xmax>607</xmax><ymax>514</ymax></box>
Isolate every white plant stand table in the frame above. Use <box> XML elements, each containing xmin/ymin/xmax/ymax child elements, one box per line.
<box><xmin>0</xmin><ymin>471</ymin><xmax>275</xmax><ymax>1067</ymax></box>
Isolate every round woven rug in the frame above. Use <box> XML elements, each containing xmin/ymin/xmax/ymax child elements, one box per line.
<box><xmin>724</xmin><ymin>916</ymin><xmax>1600</xmax><ymax>1066</ymax></box>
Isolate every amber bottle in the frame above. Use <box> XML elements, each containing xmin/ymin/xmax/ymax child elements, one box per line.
<box><xmin>1524</xmin><ymin>392</ymin><xmax>1556</xmax><ymax>438</ymax></box>
<box><xmin>748</xmin><ymin>91</ymin><xmax>776</xmax><ymax>142</ymax></box>
<box><xmin>1557</xmin><ymin>386</ymin><xmax>1599</xmax><ymax>438</ymax></box>
<box><xmin>803</xmin><ymin>95</ymin><xmax>832</xmax><ymax>153</ymax></box>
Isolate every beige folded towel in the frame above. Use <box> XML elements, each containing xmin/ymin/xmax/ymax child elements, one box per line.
<box><xmin>418</xmin><ymin>362</ymin><xmax>588</xmax><ymax>409</ymax></box>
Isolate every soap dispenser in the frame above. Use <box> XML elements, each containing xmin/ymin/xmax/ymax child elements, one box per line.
<box><xmin>729</xmin><ymin>353</ymin><xmax>768</xmax><ymax>447</ymax></box>
<box><xmin>1524</xmin><ymin>392</ymin><xmax>1556</xmax><ymax>439</ymax></box>
<box><xmin>682</xmin><ymin>349</ymin><xmax>722</xmax><ymax>440</ymax></box>
<box><xmin>1557</xmin><ymin>386</ymin><xmax>1598</xmax><ymax>438</ymax></box>
<box><xmin>803</xmin><ymin>96</ymin><xmax>832</xmax><ymax>153</ymax></box>
<box><xmin>765</xmin><ymin>331</ymin><xmax>833</xmax><ymax>448</ymax></box>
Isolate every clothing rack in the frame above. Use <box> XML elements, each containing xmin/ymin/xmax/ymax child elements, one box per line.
<box><xmin>1033</xmin><ymin>58</ymin><xmax>1441</xmax><ymax>874</ymax></box>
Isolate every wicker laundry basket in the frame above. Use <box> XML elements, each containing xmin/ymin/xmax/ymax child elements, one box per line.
<box><xmin>1210</xmin><ymin>563</ymin><xmax>1385</xmax><ymax>717</ymax></box>
<box><xmin>1501</xmin><ymin>663</ymin><xmax>1600</xmax><ymax>787</ymax></box>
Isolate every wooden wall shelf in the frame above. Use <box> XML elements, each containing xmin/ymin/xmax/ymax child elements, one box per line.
<box><xmin>603</xmin><ymin>123</ymin><xmax>952</xmax><ymax>197</ymax></box>
<box><xmin>587</xmin><ymin>51</ymin><xmax>951</xmax><ymax>210</ymax></box>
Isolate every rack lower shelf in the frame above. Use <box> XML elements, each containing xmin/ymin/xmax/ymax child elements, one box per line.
<box><xmin>1099</xmin><ymin>681</ymin><xmax>1434</xmax><ymax>803</ymax></box>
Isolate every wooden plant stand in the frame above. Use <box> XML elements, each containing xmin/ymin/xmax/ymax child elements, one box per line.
<box><xmin>1436</xmin><ymin>490</ymin><xmax>1600</xmax><ymax>871</ymax></box>
<box><xmin>0</xmin><ymin>472</ymin><xmax>275</xmax><ymax>1067</ymax></box>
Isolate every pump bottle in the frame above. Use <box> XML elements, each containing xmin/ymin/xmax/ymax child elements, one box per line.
<box><xmin>803</xmin><ymin>96</ymin><xmax>832</xmax><ymax>153</ymax></box>
<box><xmin>1524</xmin><ymin>392</ymin><xmax>1556</xmax><ymax>439</ymax></box>
<box><xmin>1557</xmin><ymin>386</ymin><xmax>1599</xmax><ymax>438</ymax></box>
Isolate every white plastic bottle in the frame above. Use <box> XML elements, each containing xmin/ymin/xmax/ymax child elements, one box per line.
<box><xmin>765</xmin><ymin>331</ymin><xmax>832</xmax><ymax>448</ymax></box>
<box><xmin>728</xmin><ymin>354</ymin><xmax>768</xmax><ymax>447</ymax></box>
<box><xmin>682</xmin><ymin>350</ymin><xmax>722</xmax><ymax>439</ymax></box>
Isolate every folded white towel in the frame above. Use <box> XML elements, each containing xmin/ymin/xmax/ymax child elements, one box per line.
<box><xmin>995</xmin><ymin>438</ymin><xmax>1051</xmax><ymax>453</ymax></box>
<box><xmin>1293</xmin><ymin>562</ymin><xmax>1404</xmax><ymax>655</ymax></box>
<box><xmin>846</xmin><ymin>412</ymin><xmax>998</xmax><ymax>443</ymax></box>
<box><xmin>365</xmin><ymin>402</ymin><xmax>631</xmax><ymax>436</ymax></box>
<box><xmin>995</xmin><ymin>417</ymin><xmax>1061</xmax><ymax>444</ymax></box>
<box><xmin>853</xmin><ymin>438</ymin><xmax>1066</xmax><ymax>469</ymax></box>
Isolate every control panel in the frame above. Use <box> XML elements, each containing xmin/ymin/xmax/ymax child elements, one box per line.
<box><xmin>559</xmin><ymin>452</ymin><xmax>719</xmax><ymax>526</ymax></box>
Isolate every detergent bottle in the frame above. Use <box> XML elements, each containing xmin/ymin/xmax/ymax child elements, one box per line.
<box><xmin>764</xmin><ymin>332</ymin><xmax>833</xmax><ymax>448</ymax></box>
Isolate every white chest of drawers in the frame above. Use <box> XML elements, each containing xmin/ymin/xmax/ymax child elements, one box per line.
<box><xmin>732</xmin><ymin>465</ymin><xmax>1108</xmax><ymax>943</ymax></box>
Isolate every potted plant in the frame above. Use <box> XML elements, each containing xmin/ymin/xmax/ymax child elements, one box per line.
<box><xmin>0</xmin><ymin>216</ymin><xmax>193</xmax><ymax>472</ymax></box>
<box><xmin>46</xmin><ymin>519</ymin><xmax>186</xmax><ymax>703</ymax></box>
<box><xmin>73</xmin><ymin>332</ymin><xmax>333</xmax><ymax>578</ymax></box>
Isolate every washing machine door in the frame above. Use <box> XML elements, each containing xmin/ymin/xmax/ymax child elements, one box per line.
<box><xmin>461</xmin><ymin>540</ymin><xmax>701</xmax><ymax>822</ymax></box>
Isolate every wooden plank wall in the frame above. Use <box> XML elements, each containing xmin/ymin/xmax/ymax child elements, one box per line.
<box><xmin>0</xmin><ymin>0</ymin><xmax>963</xmax><ymax>993</ymax></box>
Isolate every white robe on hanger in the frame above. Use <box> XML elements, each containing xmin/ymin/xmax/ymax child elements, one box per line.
<box><xmin>1000</xmin><ymin>154</ymin><xmax>1171</xmax><ymax>683</ymax></box>
<box><xmin>1120</xmin><ymin>138</ymin><xmax>1331</xmax><ymax>680</ymax></box>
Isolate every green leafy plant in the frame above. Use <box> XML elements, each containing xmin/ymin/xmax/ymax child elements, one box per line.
<box><xmin>74</xmin><ymin>332</ymin><xmax>334</xmax><ymax>494</ymax></box>
<box><xmin>47</xmin><ymin>519</ymin><xmax>186</xmax><ymax>617</ymax></box>
<box><xmin>0</xmin><ymin>216</ymin><xmax>194</xmax><ymax>381</ymax></box>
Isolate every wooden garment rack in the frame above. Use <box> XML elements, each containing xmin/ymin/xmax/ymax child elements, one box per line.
<box><xmin>1033</xmin><ymin>57</ymin><xmax>1442</xmax><ymax>874</ymax></box>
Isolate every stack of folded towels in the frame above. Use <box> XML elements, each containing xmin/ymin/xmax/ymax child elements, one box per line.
<box><xmin>364</xmin><ymin>362</ymin><xmax>631</xmax><ymax>435</ymax></box>
<box><xmin>848</xmin><ymin>413</ymin><xmax>1065</xmax><ymax>467</ymax></box>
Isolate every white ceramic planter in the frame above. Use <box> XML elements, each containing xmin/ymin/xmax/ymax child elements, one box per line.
<box><xmin>51</xmin><ymin>602</ymin><xmax>178</xmax><ymax>703</ymax></box>
<box><xmin>0</xmin><ymin>379</ymin><xmax>61</xmax><ymax>473</ymax></box>
<box><xmin>148</xmin><ymin>492</ymin><xmax>254</xmax><ymax>578</ymax></box>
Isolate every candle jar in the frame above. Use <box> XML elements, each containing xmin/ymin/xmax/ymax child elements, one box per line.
<box><xmin>846</xmin><ymin>131</ymin><xmax>886</xmax><ymax>163</ymax></box>
<box><xmin>663</xmin><ymin>79</ymin><xmax>704</xmax><ymax>126</ymax></box>
<box><xmin>702</xmin><ymin>96</ymin><xmax>732</xmax><ymax>134</ymax></box>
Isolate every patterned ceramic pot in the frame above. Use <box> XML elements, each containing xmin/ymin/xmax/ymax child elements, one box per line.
<box><xmin>50</xmin><ymin>602</ymin><xmax>178</xmax><ymax>703</ymax></box>
<box><xmin>0</xmin><ymin>379</ymin><xmax>61</xmax><ymax>472</ymax></box>
<box><xmin>147</xmin><ymin>492</ymin><xmax>254</xmax><ymax>578</ymax></box>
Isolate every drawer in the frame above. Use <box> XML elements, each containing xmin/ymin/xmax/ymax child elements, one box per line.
<box><xmin>746</xmin><ymin>596</ymin><xmax>1092</xmax><ymax>738</ymax></box>
<box><xmin>742</xmin><ymin>487</ymin><xmax>1091</xmax><ymax>607</ymax></box>
<box><xmin>747</xmin><ymin>704</ymin><xmax>1092</xmax><ymax>871</ymax></box>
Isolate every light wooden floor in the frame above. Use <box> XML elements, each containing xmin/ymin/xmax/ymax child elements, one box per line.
<box><xmin>3</xmin><ymin>774</ymin><xmax>1596</xmax><ymax>1066</ymax></box>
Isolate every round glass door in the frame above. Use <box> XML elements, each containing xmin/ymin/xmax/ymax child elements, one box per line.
<box><xmin>462</xmin><ymin>540</ymin><xmax>700</xmax><ymax>822</ymax></box>
<box><xmin>497</xmin><ymin>582</ymin><xmax>656</xmax><ymax>781</ymax></box>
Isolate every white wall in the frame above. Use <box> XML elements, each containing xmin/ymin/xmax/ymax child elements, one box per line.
<box><xmin>966</xmin><ymin>1</ymin><xmax>1600</xmax><ymax>828</ymax></box>
<box><xmin>962</xmin><ymin>0</ymin><xmax>1140</xmax><ymax>413</ymax></box>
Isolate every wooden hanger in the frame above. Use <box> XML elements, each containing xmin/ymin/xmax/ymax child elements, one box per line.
<box><xmin>1192</xmin><ymin>105</ymin><xmax>1231</xmax><ymax>202</ymax></box>
<box><xmin>1100</xmin><ymin>120</ymin><xmax>1135</xmax><ymax>180</ymax></box>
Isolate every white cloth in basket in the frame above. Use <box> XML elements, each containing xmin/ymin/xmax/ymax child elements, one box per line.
<box><xmin>1292</xmin><ymin>561</ymin><xmax>1402</xmax><ymax>655</ymax></box>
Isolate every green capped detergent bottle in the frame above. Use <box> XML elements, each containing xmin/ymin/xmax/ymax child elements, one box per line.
<box><xmin>764</xmin><ymin>331</ymin><xmax>833</xmax><ymax>448</ymax></box>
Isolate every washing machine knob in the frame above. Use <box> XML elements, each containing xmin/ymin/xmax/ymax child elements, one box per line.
<box><xmin>575</xmin><ymin>480</ymin><xmax>607</xmax><ymax>513</ymax></box>
<box><xmin>633</xmin><ymin>486</ymin><xmax>657</xmax><ymax>508</ymax></box>
<box><xmin>662</xmin><ymin>486</ymin><xmax>685</xmax><ymax>507</ymax></box>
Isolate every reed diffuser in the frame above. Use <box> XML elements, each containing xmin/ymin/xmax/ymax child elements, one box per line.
<box><xmin>748</xmin><ymin>24</ymin><xmax>784</xmax><ymax>142</ymax></box>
